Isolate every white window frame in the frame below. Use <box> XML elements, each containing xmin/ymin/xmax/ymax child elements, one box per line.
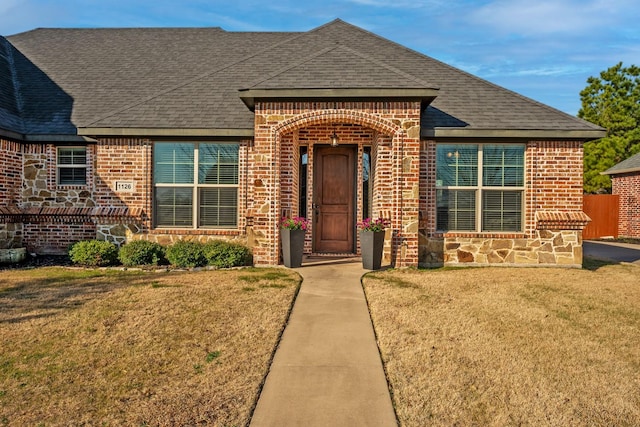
<box><xmin>153</xmin><ymin>142</ymin><xmax>239</xmax><ymax>229</ymax></box>
<box><xmin>56</xmin><ymin>146</ymin><xmax>87</xmax><ymax>186</ymax></box>
<box><xmin>436</xmin><ymin>143</ymin><xmax>525</xmax><ymax>233</ymax></box>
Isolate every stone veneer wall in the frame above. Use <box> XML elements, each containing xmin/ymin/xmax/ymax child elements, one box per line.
<box><xmin>421</xmin><ymin>230</ymin><xmax>583</xmax><ymax>268</ymax></box>
<box><xmin>249</xmin><ymin>101</ymin><xmax>422</xmax><ymax>266</ymax></box>
<box><xmin>17</xmin><ymin>144</ymin><xmax>97</xmax><ymax>253</ymax></box>
<box><xmin>612</xmin><ymin>172</ymin><xmax>640</xmax><ymax>238</ymax></box>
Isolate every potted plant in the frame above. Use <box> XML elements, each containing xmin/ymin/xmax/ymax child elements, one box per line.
<box><xmin>358</xmin><ymin>217</ymin><xmax>390</xmax><ymax>270</ymax></box>
<box><xmin>280</xmin><ymin>216</ymin><xmax>310</xmax><ymax>268</ymax></box>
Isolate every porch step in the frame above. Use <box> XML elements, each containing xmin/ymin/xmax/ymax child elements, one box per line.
<box><xmin>308</xmin><ymin>253</ymin><xmax>358</xmax><ymax>258</ymax></box>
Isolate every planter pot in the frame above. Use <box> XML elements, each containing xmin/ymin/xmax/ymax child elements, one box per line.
<box><xmin>360</xmin><ymin>230</ymin><xmax>385</xmax><ymax>270</ymax></box>
<box><xmin>281</xmin><ymin>228</ymin><xmax>305</xmax><ymax>268</ymax></box>
<box><xmin>0</xmin><ymin>247</ymin><xmax>27</xmax><ymax>264</ymax></box>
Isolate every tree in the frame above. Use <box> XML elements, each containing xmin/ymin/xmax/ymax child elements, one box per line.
<box><xmin>578</xmin><ymin>62</ymin><xmax>640</xmax><ymax>193</ymax></box>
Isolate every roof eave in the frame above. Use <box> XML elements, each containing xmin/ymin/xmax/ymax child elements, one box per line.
<box><xmin>25</xmin><ymin>134</ymin><xmax>98</xmax><ymax>143</ymax></box>
<box><xmin>422</xmin><ymin>128</ymin><xmax>607</xmax><ymax>140</ymax></box>
<box><xmin>601</xmin><ymin>167</ymin><xmax>640</xmax><ymax>176</ymax></box>
<box><xmin>238</xmin><ymin>88</ymin><xmax>439</xmax><ymax>110</ymax></box>
<box><xmin>0</xmin><ymin>128</ymin><xmax>99</xmax><ymax>143</ymax></box>
<box><xmin>78</xmin><ymin>127</ymin><xmax>255</xmax><ymax>138</ymax></box>
<box><xmin>0</xmin><ymin>127</ymin><xmax>24</xmax><ymax>141</ymax></box>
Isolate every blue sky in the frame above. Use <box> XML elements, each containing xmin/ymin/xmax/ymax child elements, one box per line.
<box><xmin>1</xmin><ymin>0</ymin><xmax>639</xmax><ymax>115</ymax></box>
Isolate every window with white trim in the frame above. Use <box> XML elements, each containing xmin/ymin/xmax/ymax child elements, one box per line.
<box><xmin>436</xmin><ymin>144</ymin><xmax>525</xmax><ymax>232</ymax></box>
<box><xmin>57</xmin><ymin>147</ymin><xmax>87</xmax><ymax>185</ymax></box>
<box><xmin>153</xmin><ymin>142</ymin><xmax>239</xmax><ymax>228</ymax></box>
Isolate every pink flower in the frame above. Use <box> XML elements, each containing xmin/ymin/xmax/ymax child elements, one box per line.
<box><xmin>281</xmin><ymin>216</ymin><xmax>310</xmax><ymax>231</ymax></box>
<box><xmin>357</xmin><ymin>217</ymin><xmax>390</xmax><ymax>232</ymax></box>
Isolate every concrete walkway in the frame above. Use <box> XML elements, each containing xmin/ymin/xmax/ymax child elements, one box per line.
<box><xmin>250</xmin><ymin>258</ymin><xmax>397</xmax><ymax>427</ymax></box>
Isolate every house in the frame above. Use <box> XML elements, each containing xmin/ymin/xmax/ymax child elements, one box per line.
<box><xmin>0</xmin><ymin>19</ymin><xmax>605</xmax><ymax>267</ymax></box>
<box><xmin>602</xmin><ymin>152</ymin><xmax>640</xmax><ymax>238</ymax></box>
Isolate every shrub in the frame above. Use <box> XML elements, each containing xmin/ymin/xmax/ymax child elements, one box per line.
<box><xmin>165</xmin><ymin>240</ymin><xmax>207</xmax><ymax>268</ymax></box>
<box><xmin>118</xmin><ymin>240</ymin><xmax>166</xmax><ymax>266</ymax></box>
<box><xmin>68</xmin><ymin>240</ymin><xmax>119</xmax><ymax>267</ymax></box>
<box><xmin>204</xmin><ymin>240</ymin><xmax>253</xmax><ymax>268</ymax></box>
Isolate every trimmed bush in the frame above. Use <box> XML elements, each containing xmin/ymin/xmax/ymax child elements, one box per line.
<box><xmin>165</xmin><ymin>240</ymin><xmax>207</xmax><ymax>268</ymax></box>
<box><xmin>204</xmin><ymin>240</ymin><xmax>252</xmax><ymax>268</ymax></box>
<box><xmin>68</xmin><ymin>240</ymin><xmax>119</xmax><ymax>267</ymax></box>
<box><xmin>118</xmin><ymin>240</ymin><xmax>166</xmax><ymax>266</ymax></box>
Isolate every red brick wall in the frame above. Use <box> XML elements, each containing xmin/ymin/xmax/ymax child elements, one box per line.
<box><xmin>612</xmin><ymin>172</ymin><xmax>640</xmax><ymax>238</ymax></box>
<box><xmin>92</xmin><ymin>138</ymin><xmax>250</xmax><ymax>241</ymax></box>
<box><xmin>94</xmin><ymin>138</ymin><xmax>151</xmax><ymax>217</ymax></box>
<box><xmin>6</xmin><ymin>128</ymin><xmax>588</xmax><ymax>265</ymax></box>
<box><xmin>0</xmin><ymin>138</ymin><xmax>23</xmax><ymax>248</ymax></box>
<box><xmin>0</xmin><ymin>138</ymin><xmax>22</xmax><ymax>207</ymax></box>
<box><xmin>527</xmin><ymin>141</ymin><xmax>584</xmax><ymax>233</ymax></box>
<box><xmin>23</xmin><ymin>223</ymin><xmax>96</xmax><ymax>254</ymax></box>
<box><xmin>250</xmin><ymin>101</ymin><xmax>421</xmax><ymax>266</ymax></box>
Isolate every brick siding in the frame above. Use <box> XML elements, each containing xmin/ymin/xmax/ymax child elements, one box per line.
<box><xmin>612</xmin><ymin>172</ymin><xmax>640</xmax><ymax>238</ymax></box>
<box><xmin>419</xmin><ymin>140</ymin><xmax>587</xmax><ymax>267</ymax></box>
<box><xmin>2</xmin><ymin>117</ymin><xmax>589</xmax><ymax>267</ymax></box>
<box><xmin>249</xmin><ymin>101</ymin><xmax>421</xmax><ymax>266</ymax></box>
<box><xmin>0</xmin><ymin>138</ymin><xmax>23</xmax><ymax>248</ymax></box>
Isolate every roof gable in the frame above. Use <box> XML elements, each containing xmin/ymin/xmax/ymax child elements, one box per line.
<box><xmin>243</xmin><ymin>44</ymin><xmax>435</xmax><ymax>90</ymax></box>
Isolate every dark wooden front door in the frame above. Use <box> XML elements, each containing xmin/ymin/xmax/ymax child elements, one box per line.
<box><xmin>314</xmin><ymin>146</ymin><xmax>355</xmax><ymax>253</ymax></box>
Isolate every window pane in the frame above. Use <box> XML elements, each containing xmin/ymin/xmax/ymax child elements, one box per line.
<box><xmin>483</xmin><ymin>145</ymin><xmax>524</xmax><ymax>187</ymax></box>
<box><xmin>58</xmin><ymin>147</ymin><xmax>86</xmax><ymax>165</ymax></box>
<box><xmin>436</xmin><ymin>144</ymin><xmax>478</xmax><ymax>186</ymax></box>
<box><xmin>482</xmin><ymin>191</ymin><xmax>522</xmax><ymax>231</ymax></box>
<box><xmin>363</xmin><ymin>148</ymin><xmax>371</xmax><ymax>220</ymax></box>
<box><xmin>436</xmin><ymin>189</ymin><xmax>476</xmax><ymax>231</ymax></box>
<box><xmin>299</xmin><ymin>147</ymin><xmax>308</xmax><ymax>218</ymax></box>
<box><xmin>155</xmin><ymin>187</ymin><xmax>193</xmax><ymax>227</ymax></box>
<box><xmin>154</xmin><ymin>143</ymin><xmax>194</xmax><ymax>184</ymax></box>
<box><xmin>199</xmin><ymin>188</ymin><xmax>238</xmax><ymax>227</ymax></box>
<box><xmin>57</xmin><ymin>147</ymin><xmax>87</xmax><ymax>185</ymax></box>
<box><xmin>199</xmin><ymin>144</ymin><xmax>239</xmax><ymax>185</ymax></box>
<box><xmin>58</xmin><ymin>167</ymin><xmax>86</xmax><ymax>185</ymax></box>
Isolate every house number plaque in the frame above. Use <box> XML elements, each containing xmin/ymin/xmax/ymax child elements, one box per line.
<box><xmin>115</xmin><ymin>181</ymin><xmax>135</xmax><ymax>192</ymax></box>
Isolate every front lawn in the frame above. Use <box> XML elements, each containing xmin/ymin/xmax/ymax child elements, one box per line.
<box><xmin>364</xmin><ymin>263</ymin><xmax>640</xmax><ymax>426</ymax></box>
<box><xmin>0</xmin><ymin>267</ymin><xmax>300</xmax><ymax>426</ymax></box>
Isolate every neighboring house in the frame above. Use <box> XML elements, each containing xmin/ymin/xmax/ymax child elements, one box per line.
<box><xmin>602</xmin><ymin>152</ymin><xmax>640</xmax><ymax>238</ymax></box>
<box><xmin>0</xmin><ymin>19</ymin><xmax>605</xmax><ymax>267</ymax></box>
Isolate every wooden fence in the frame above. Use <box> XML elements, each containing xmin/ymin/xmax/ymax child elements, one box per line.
<box><xmin>582</xmin><ymin>194</ymin><xmax>619</xmax><ymax>239</ymax></box>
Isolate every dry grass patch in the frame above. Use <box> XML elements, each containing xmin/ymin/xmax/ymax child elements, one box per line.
<box><xmin>363</xmin><ymin>263</ymin><xmax>640</xmax><ymax>426</ymax></box>
<box><xmin>0</xmin><ymin>267</ymin><xmax>300</xmax><ymax>426</ymax></box>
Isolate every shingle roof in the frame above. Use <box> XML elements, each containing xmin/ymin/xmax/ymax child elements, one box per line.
<box><xmin>0</xmin><ymin>37</ymin><xmax>24</xmax><ymax>135</ymax></box>
<box><xmin>602</xmin><ymin>152</ymin><xmax>640</xmax><ymax>175</ymax></box>
<box><xmin>1</xmin><ymin>19</ymin><xmax>604</xmax><ymax>139</ymax></box>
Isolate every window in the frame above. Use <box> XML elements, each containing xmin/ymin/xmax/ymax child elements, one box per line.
<box><xmin>299</xmin><ymin>146</ymin><xmax>308</xmax><ymax>218</ymax></box>
<box><xmin>154</xmin><ymin>142</ymin><xmax>239</xmax><ymax>228</ymax></box>
<box><xmin>363</xmin><ymin>147</ymin><xmax>372</xmax><ymax>220</ymax></box>
<box><xmin>57</xmin><ymin>147</ymin><xmax>87</xmax><ymax>185</ymax></box>
<box><xmin>436</xmin><ymin>144</ymin><xmax>524</xmax><ymax>232</ymax></box>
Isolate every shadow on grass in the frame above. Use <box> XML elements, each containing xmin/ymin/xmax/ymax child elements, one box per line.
<box><xmin>582</xmin><ymin>256</ymin><xmax>619</xmax><ymax>271</ymax></box>
<box><xmin>0</xmin><ymin>269</ymin><xmax>170</xmax><ymax>324</ymax></box>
